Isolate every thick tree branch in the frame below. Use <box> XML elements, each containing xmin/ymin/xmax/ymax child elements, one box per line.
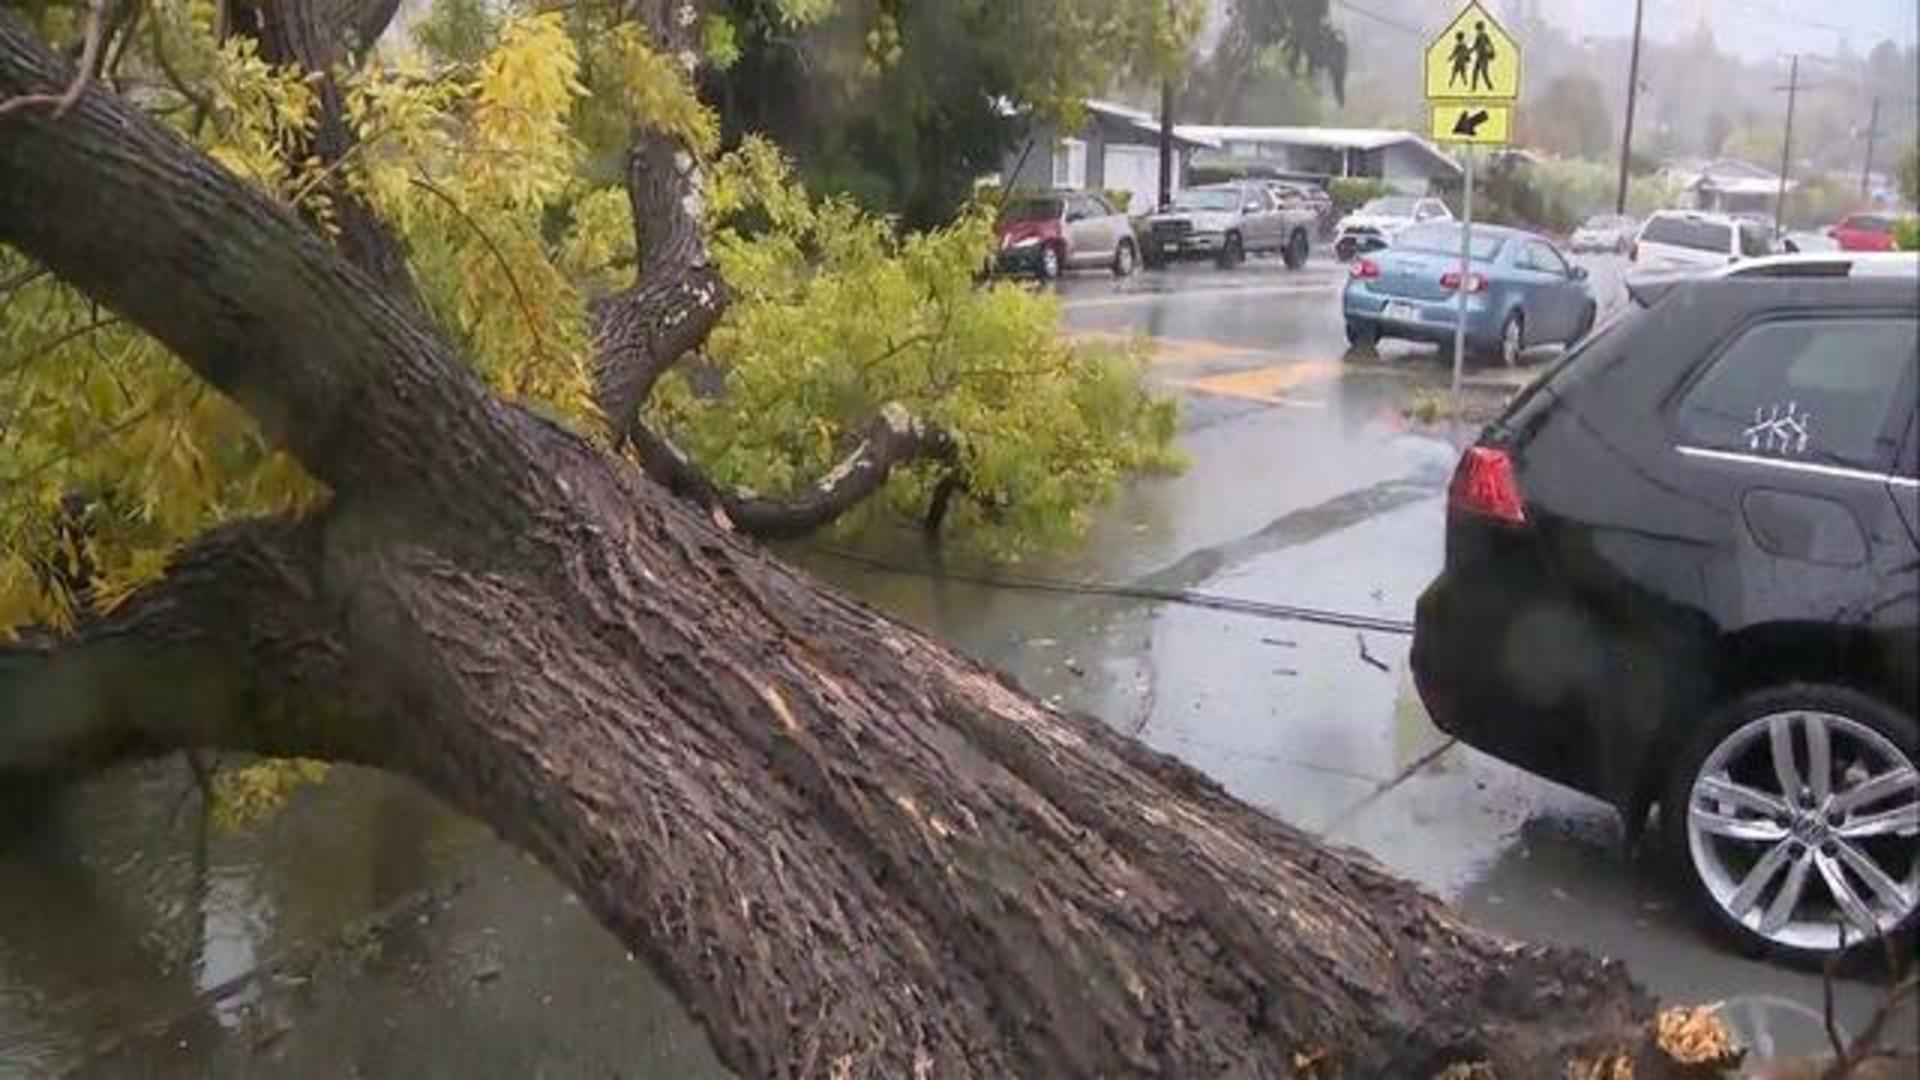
<box><xmin>631</xmin><ymin>403</ymin><xmax>957</xmax><ymax>539</ymax></box>
<box><xmin>589</xmin><ymin>128</ymin><xmax>729</xmax><ymax>428</ymax></box>
<box><xmin>0</xmin><ymin>517</ymin><xmax>380</xmax><ymax>784</ymax></box>
<box><xmin>0</xmin><ymin>13</ymin><xmax>544</xmax><ymax>528</ymax></box>
<box><xmin>589</xmin><ymin>0</ymin><xmax>727</xmax><ymax>429</ymax></box>
<box><xmin>230</xmin><ymin>0</ymin><xmax>425</xmax><ymax>311</ymax></box>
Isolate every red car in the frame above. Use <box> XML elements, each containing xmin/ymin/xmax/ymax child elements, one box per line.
<box><xmin>1828</xmin><ymin>213</ymin><xmax>1898</xmax><ymax>252</ymax></box>
<box><xmin>993</xmin><ymin>193</ymin><xmax>1137</xmax><ymax>280</ymax></box>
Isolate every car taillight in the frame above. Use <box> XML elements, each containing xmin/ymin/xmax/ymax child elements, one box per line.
<box><xmin>1350</xmin><ymin>258</ymin><xmax>1381</xmax><ymax>280</ymax></box>
<box><xmin>1449</xmin><ymin>446</ymin><xmax>1527</xmax><ymax>525</ymax></box>
<box><xmin>1440</xmin><ymin>270</ymin><xmax>1488</xmax><ymax>293</ymax></box>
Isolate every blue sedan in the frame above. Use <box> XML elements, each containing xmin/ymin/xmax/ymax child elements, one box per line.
<box><xmin>1342</xmin><ymin>223</ymin><xmax>1598</xmax><ymax>366</ymax></box>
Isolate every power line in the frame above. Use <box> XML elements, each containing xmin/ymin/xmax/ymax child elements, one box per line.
<box><xmin>1330</xmin><ymin>0</ymin><xmax>1424</xmax><ymax>38</ymax></box>
<box><xmin>814</xmin><ymin>547</ymin><xmax>1417</xmax><ymax>637</ymax></box>
<box><xmin>1717</xmin><ymin>0</ymin><xmax>1882</xmax><ymax>41</ymax></box>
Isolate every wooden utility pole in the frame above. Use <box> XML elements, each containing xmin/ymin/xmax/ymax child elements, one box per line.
<box><xmin>1860</xmin><ymin>95</ymin><xmax>1881</xmax><ymax>198</ymax></box>
<box><xmin>1774</xmin><ymin>55</ymin><xmax>1800</xmax><ymax>230</ymax></box>
<box><xmin>1159</xmin><ymin>77</ymin><xmax>1175</xmax><ymax>209</ymax></box>
<box><xmin>1614</xmin><ymin>0</ymin><xmax>1645</xmax><ymax>214</ymax></box>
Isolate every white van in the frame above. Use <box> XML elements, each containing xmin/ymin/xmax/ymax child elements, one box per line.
<box><xmin>1630</xmin><ymin>210</ymin><xmax>1771</xmax><ymax>273</ymax></box>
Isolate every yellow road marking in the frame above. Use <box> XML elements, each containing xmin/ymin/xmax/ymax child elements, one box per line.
<box><xmin>1179</xmin><ymin>361</ymin><xmax>1344</xmax><ymax>398</ymax></box>
<box><xmin>1070</xmin><ymin>331</ymin><xmax>1285</xmax><ymax>367</ymax></box>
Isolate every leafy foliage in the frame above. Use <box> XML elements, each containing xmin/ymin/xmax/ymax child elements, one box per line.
<box><xmin>656</xmin><ymin>140</ymin><xmax>1179</xmax><ymax>550</ymax></box>
<box><xmin>1</xmin><ymin>0</ymin><xmax>1179</xmax><ymax>637</ymax></box>
<box><xmin>1327</xmin><ymin>177</ymin><xmax>1391</xmax><ymax>218</ymax></box>
<box><xmin>210</xmin><ymin>759</ymin><xmax>333</xmax><ymax>829</ymax></box>
<box><xmin>1894</xmin><ymin>217</ymin><xmax>1920</xmax><ymax>253</ymax></box>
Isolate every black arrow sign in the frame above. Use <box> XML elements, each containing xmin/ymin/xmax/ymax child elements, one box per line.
<box><xmin>1452</xmin><ymin>109</ymin><xmax>1490</xmax><ymax>137</ymax></box>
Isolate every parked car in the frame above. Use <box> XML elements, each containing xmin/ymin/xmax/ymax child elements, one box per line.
<box><xmin>1413</xmin><ymin>271</ymin><xmax>1919</xmax><ymax>965</ymax></box>
<box><xmin>1334</xmin><ymin>196</ymin><xmax>1452</xmax><ymax>261</ymax></box>
<box><xmin>1341</xmin><ymin>223</ymin><xmax>1596</xmax><ymax>366</ymax></box>
<box><xmin>1721</xmin><ymin>251</ymin><xmax>1918</xmax><ymax>280</ymax></box>
<box><xmin>1568</xmin><ymin>214</ymin><xmax>1637</xmax><ymax>254</ymax></box>
<box><xmin>1141</xmin><ymin>182</ymin><xmax>1311</xmax><ymax>269</ymax></box>
<box><xmin>1268</xmin><ymin>180</ymin><xmax>1334</xmax><ymax>236</ymax></box>
<box><xmin>993</xmin><ymin>192</ymin><xmax>1137</xmax><ymax>280</ymax></box>
<box><xmin>1630</xmin><ymin>209</ymin><xmax>1771</xmax><ymax>273</ymax></box>
<box><xmin>1828</xmin><ymin>213</ymin><xmax>1900</xmax><ymax>252</ymax></box>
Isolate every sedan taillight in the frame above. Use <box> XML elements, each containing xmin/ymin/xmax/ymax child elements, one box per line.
<box><xmin>1449</xmin><ymin>446</ymin><xmax>1527</xmax><ymax>525</ymax></box>
<box><xmin>1440</xmin><ymin>270</ymin><xmax>1488</xmax><ymax>293</ymax></box>
<box><xmin>1350</xmin><ymin>258</ymin><xmax>1381</xmax><ymax>280</ymax></box>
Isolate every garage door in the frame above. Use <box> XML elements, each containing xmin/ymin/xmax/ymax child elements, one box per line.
<box><xmin>1103</xmin><ymin>145</ymin><xmax>1168</xmax><ymax>214</ymax></box>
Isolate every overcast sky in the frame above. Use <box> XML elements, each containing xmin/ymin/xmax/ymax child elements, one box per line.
<box><xmin>1544</xmin><ymin>0</ymin><xmax>1917</xmax><ymax>59</ymax></box>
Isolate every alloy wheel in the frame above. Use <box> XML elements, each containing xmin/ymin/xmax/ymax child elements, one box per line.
<box><xmin>1040</xmin><ymin>246</ymin><xmax>1061</xmax><ymax>280</ymax></box>
<box><xmin>1500</xmin><ymin>314</ymin><xmax>1523</xmax><ymax>367</ymax></box>
<box><xmin>1685</xmin><ymin>710</ymin><xmax>1920</xmax><ymax>953</ymax></box>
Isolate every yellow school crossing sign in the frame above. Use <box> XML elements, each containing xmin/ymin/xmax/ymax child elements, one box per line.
<box><xmin>1425</xmin><ymin>1</ymin><xmax>1521</xmax><ymax>103</ymax></box>
<box><xmin>1421</xmin><ymin>2</ymin><xmax>1522</xmax><ymax>396</ymax></box>
<box><xmin>1430</xmin><ymin>102</ymin><xmax>1512</xmax><ymax>146</ymax></box>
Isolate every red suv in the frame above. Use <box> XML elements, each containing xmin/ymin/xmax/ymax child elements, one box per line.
<box><xmin>1828</xmin><ymin>213</ymin><xmax>1898</xmax><ymax>252</ymax></box>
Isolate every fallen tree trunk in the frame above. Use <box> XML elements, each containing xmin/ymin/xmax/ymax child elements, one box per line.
<box><xmin>0</xmin><ymin>13</ymin><xmax>1686</xmax><ymax>1077</ymax></box>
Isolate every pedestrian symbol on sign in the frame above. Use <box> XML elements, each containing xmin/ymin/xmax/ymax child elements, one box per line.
<box><xmin>1425</xmin><ymin>2</ymin><xmax>1521</xmax><ymax>103</ymax></box>
<box><xmin>1471</xmin><ymin>22</ymin><xmax>1497</xmax><ymax>92</ymax></box>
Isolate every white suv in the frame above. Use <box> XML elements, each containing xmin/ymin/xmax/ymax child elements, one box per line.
<box><xmin>1630</xmin><ymin>210</ymin><xmax>1771</xmax><ymax>273</ymax></box>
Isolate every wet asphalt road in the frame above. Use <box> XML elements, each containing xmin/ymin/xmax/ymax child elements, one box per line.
<box><xmin>1039</xmin><ymin>250</ymin><xmax>1912</xmax><ymax>1062</ymax></box>
<box><xmin>3</xmin><ymin>249</ymin><xmax>1910</xmax><ymax>1075</ymax></box>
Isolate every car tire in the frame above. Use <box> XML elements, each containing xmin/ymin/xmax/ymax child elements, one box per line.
<box><xmin>1335</xmin><ymin>236</ymin><xmax>1357</xmax><ymax>262</ymax></box>
<box><xmin>1344</xmin><ymin>320</ymin><xmax>1379</xmax><ymax>352</ymax></box>
<box><xmin>1569</xmin><ymin>302</ymin><xmax>1597</xmax><ymax>346</ymax></box>
<box><xmin>1216</xmin><ymin>232</ymin><xmax>1244</xmax><ymax>269</ymax></box>
<box><xmin>1282</xmin><ymin>229</ymin><xmax>1309</xmax><ymax>270</ymax></box>
<box><xmin>1496</xmin><ymin>310</ymin><xmax>1524</xmax><ymax>368</ymax></box>
<box><xmin>1038</xmin><ymin>244</ymin><xmax>1063</xmax><ymax>281</ymax></box>
<box><xmin>1111</xmin><ymin>238</ymin><xmax>1136</xmax><ymax>278</ymax></box>
<box><xmin>1661</xmin><ymin>684</ymin><xmax>1919</xmax><ymax>967</ymax></box>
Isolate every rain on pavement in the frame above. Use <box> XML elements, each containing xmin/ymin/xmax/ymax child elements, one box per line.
<box><xmin>2</xmin><ymin>249</ymin><xmax>1909</xmax><ymax>1076</ymax></box>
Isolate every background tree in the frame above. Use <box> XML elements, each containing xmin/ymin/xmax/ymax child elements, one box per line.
<box><xmin>692</xmin><ymin>0</ymin><xmax>1324</xmax><ymax>224</ymax></box>
<box><xmin>1185</xmin><ymin>0</ymin><xmax>1345</xmax><ymax>122</ymax></box>
<box><xmin>0</xmin><ymin>0</ymin><xmax>1763</xmax><ymax>1074</ymax></box>
<box><xmin>1704</xmin><ymin>110</ymin><xmax>1732</xmax><ymax>158</ymax></box>
<box><xmin>1523</xmin><ymin>72</ymin><xmax>1614</xmax><ymax>161</ymax></box>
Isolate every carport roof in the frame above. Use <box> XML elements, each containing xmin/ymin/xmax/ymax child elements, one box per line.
<box><xmin>1178</xmin><ymin>125</ymin><xmax>1461</xmax><ymax>176</ymax></box>
<box><xmin>1084</xmin><ymin>99</ymin><xmax>1222</xmax><ymax>149</ymax></box>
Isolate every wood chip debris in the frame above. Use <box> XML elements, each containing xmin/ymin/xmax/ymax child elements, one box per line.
<box><xmin>1654</xmin><ymin>1004</ymin><xmax>1740</xmax><ymax>1066</ymax></box>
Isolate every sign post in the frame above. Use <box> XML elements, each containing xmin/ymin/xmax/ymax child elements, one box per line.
<box><xmin>1452</xmin><ymin>148</ymin><xmax>1474</xmax><ymax>400</ymax></box>
<box><xmin>1424</xmin><ymin>0</ymin><xmax>1521</xmax><ymax>406</ymax></box>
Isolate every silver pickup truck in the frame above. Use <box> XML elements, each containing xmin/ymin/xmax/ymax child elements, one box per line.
<box><xmin>1142</xmin><ymin>182</ymin><xmax>1316</xmax><ymax>270</ymax></box>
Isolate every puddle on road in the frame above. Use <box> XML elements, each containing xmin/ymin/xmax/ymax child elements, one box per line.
<box><xmin>1</xmin><ymin>764</ymin><xmax>732</xmax><ymax>1077</ymax></box>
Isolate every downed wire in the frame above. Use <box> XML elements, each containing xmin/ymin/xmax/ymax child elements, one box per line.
<box><xmin>814</xmin><ymin>547</ymin><xmax>1416</xmax><ymax>637</ymax></box>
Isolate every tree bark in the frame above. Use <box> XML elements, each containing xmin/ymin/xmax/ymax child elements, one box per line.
<box><xmin>589</xmin><ymin>0</ymin><xmax>728</xmax><ymax>433</ymax></box>
<box><xmin>229</xmin><ymin>0</ymin><xmax>425</xmax><ymax>312</ymax></box>
<box><xmin>0</xmin><ymin>14</ymin><xmax>1682</xmax><ymax>1077</ymax></box>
